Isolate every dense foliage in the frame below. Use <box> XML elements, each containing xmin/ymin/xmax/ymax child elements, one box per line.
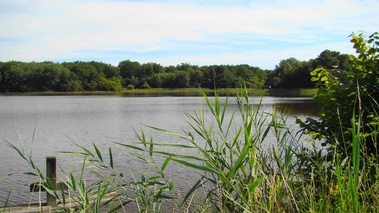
<box><xmin>0</xmin><ymin>61</ymin><xmax>122</xmax><ymax>92</ymax></box>
<box><xmin>118</xmin><ymin>61</ymin><xmax>269</xmax><ymax>89</ymax></box>
<box><xmin>265</xmin><ymin>50</ymin><xmax>352</xmax><ymax>89</ymax></box>
<box><xmin>0</xmin><ymin>49</ymin><xmax>352</xmax><ymax>92</ymax></box>
<box><xmin>299</xmin><ymin>32</ymin><xmax>379</xmax><ymax>157</ymax></box>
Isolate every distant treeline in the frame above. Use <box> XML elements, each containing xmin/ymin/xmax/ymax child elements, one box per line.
<box><xmin>0</xmin><ymin>50</ymin><xmax>351</xmax><ymax>92</ymax></box>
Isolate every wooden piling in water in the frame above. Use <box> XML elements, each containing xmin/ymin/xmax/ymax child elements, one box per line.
<box><xmin>46</xmin><ymin>156</ymin><xmax>57</xmax><ymax>207</ymax></box>
<box><xmin>0</xmin><ymin>156</ymin><xmax>119</xmax><ymax>212</ymax></box>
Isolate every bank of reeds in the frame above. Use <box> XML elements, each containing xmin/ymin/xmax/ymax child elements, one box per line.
<box><xmin>3</xmin><ymin>88</ymin><xmax>378</xmax><ymax>212</ymax></box>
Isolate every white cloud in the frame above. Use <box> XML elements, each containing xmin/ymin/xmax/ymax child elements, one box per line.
<box><xmin>0</xmin><ymin>0</ymin><xmax>378</xmax><ymax>67</ymax></box>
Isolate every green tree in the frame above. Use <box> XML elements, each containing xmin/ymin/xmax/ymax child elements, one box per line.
<box><xmin>140</xmin><ymin>63</ymin><xmax>154</xmax><ymax>77</ymax></box>
<box><xmin>118</xmin><ymin>60</ymin><xmax>140</xmax><ymax>79</ymax></box>
<box><xmin>188</xmin><ymin>67</ymin><xmax>203</xmax><ymax>88</ymax></box>
<box><xmin>63</xmin><ymin>62</ymin><xmax>101</xmax><ymax>91</ymax></box>
<box><xmin>118</xmin><ymin>60</ymin><xmax>140</xmax><ymax>87</ymax></box>
<box><xmin>98</xmin><ymin>76</ymin><xmax>122</xmax><ymax>91</ymax></box>
<box><xmin>160</xmin><ymin>72</ymin><xmax>176</xmax><ymax>88</ymax></box>
<box><xmin>151</xmin><ymin>62</ymin><xmax>165</xmax><ymax>74</ymax></box>
<box><xmin>0</xmin><ymin>62</ymin><xmax>3</xmax><ymax>83</ymax></box>
<box><xmin>213</xmin><ymin>65</ymin><xmax>229</xmax><ymax>88</ymax></box>
<box><xmin>201</xmin><ymin>66</ymin><xmax>216</xmax><ymax>89</ymax></box>
<box><xmin>0</xmin><ymin>61</ymin><xmax>28</xmax><ymax>92</ymax></box>
<box><xmin>27</xmin><ymin>62</ymin><xmax>71</xmax><ymax>92</ymax></box>
<box><xmin>148</xmin><ymin>73</ymin><xmax>163</xmax><ymax>88</ymax></box>
<box><xmin>235</xmin><ymin>65</ymin><xmax>253</xmax><ymax>81</ymax></box>
<box><xmin>290</xmin><ymin>61</ymin><xmax>315</xmax><ymax>88</ymax></box>
<box><xmin>299</xmin><ymin>32</ymin><xmax>379</xmax><ymax>156</ymax></box>
<box><xmin>314</xmin><ymin>49</ymin><xmax>351</xmax><ymax>71</ymax></box>
<box><xmin>273</xmin><ymin>57</ymin><xmax>302</xmax><ymax>88</ymax></box>
<box><xmin>90</xmin><ymin>61</ymin><xmax>120</xmax><ymax>79</ymax></box>
<box><xmin>174</xmin><ymin>70</ymin><xmax>189</xmax><ymax>88</ymax></box>
<box><xmin>315</xmin><ymin>49</ymin><xmax>341</xmax><ymax>69</ymax></box>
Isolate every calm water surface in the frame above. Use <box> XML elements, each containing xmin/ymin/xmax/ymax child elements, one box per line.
<box><xmin>0</xmin><ymin>95</ymin><xmax>318</xmax><ymax>206</ymax></box>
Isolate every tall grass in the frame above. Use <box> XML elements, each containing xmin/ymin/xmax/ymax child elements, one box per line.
<box><xmin>3</xmin><ymin>88</ymin><xmax>379</xmax><ymax>212</ymax></box>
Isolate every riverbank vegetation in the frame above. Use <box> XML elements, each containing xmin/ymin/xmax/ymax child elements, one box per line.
<box><xmin>2</xmin><ymin>88</ymin><xmax>318</xmax><ymax>97</ymax></box>
<box><xmin>0</xmin><ymin>49</ymin><xmax>351</xmax><ymax>93</ymax></box>
<box><xmin>2</xmin><ymin>32</ymin><xmax>378</xmax><ymax>212</ymax></box>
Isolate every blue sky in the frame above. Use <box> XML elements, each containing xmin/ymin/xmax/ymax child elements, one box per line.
<box><xmin>0</xmin><ymin>0</ymin><xmax>378</xmax><ymax>69</ymax></box>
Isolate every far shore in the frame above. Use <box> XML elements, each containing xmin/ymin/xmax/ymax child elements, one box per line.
<box><xmin>0</xmin><ymin>88</ymin><xmax>318</xmax><ymax>97</ymax></box>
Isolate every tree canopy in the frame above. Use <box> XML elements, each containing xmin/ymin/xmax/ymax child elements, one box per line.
<box><xmin>0</xmin><ymin>61</ymin><xmax>122</xmax><ymax>92</ymax></box>
<box><xmin>0</xmin><ymin>49</ymin><xmax>352</xmax><ymax>92</ymax></box>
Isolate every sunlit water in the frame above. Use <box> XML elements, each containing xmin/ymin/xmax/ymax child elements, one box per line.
<box><xmin>0</xmin><ymin>95</ymin><xmax>318</xmax><ymax>206</ymax></box>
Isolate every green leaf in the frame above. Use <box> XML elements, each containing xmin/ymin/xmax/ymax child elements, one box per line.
<box><xmin>221</xmin><ymin>96</ymin><xmax>229</xmax><ymax>125</ymax></box>
<box><xmin>114</xmin><ymin>142</ymin><xmax>144</xmax><ymax>151</ymax></box>
<box><xmin>227</xmin><ymin>140</ymin><xmax>250</xmax><ymax>178</ymax></box>
<box><xmin>60</xmin><ymin>151</ymin><xmax>91</xmax><ymax>156</ymax></box>
<box><xmin>168</xmin><ymin>180</ymin><xmax>174</xmax><ymax>190</ymax></box>
<box><xmin>109</xmin><ymin>147</ymin><xmax>113</xmax><ymax>169</ymax></box>
<box><xmin>203</xmin><ymin>92</ymin><xmax>215</xmax><ymax>116</ymax></box>
<box><xmin>171</xmin><ymin>158</ymin><xmax>218</xmax><ymax>174</ymax></box>
<box><xmin>146</xmin><ymin>142</ymin><xmax>195</xmax><ymax>149</ymax></box>
<box><xmin>153</xmin><ymin>151</ymin><xmax>205</xmax><ymax>161</ymax></box>
<box><xmin>249</xmin><ymin>175</ymin><xmax>264</xmax><ymax>192</ymax></box>
<box><xmin>93</xmin><ymin>143</ymin><xmax>103</xmax><ymax>162</ymax></box>
<box><xmin>129</xmin><ymin>152</ymin><xmax>154</xmax><ymax>165</ymax></box>
<box><xmin>272</xmin><ymin>147</ymin><xmax>283</xmax><ymax>169</ymax></box>
<box><xmin>5</xmin><ymin>141</ymin><xmax>27</xmax><ymax>161</ymax></box>
<box><xmin>145</xmin><ymin>125</ymin><xmax>192</xmax><ymax>141</ymax></box>
<box><xmin>23</xmin><ymin>172</ymin><xmax>38</xmax><ymax>176</ymax></box>
<box><xmin>182</xmin><ymin>178</ymin><xmax>203</xmax><ymax>205</ymax></box>
<box><xmin>161</xmin><ymin>156</ymin><xmax>172</xmax><ymax>171</ymax></box>
<box><xmin>155</xmin><ymin>194</ymin><xmax>173</xmax><ymax>200</ymax></box>
<box><xmin>368</xmin><ymin>48</ymin><xmax>376</xmax><ymax>55</ymax></box>
<box><xmin>149</xmin><ymin>137</ymin><xmax>153</xmax><ymax>157</ymax></box>
<box><xmin>69</xmin><ymin>172</ymin><xmax>77</xmax><ymax>191</ymax></box>
<box><xmin>74</xmin><ymin>142</ymin><xmax>95</xmax><ymax>158</ymax></box>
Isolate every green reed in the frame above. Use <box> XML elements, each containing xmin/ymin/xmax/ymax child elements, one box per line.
<box><xmin>4</xmin><ymin>88</ymin><xmax>379</xmax><ymax>212</ymax></box>
<box><xmin>128</xmin><ymin>88</ymin><xmax>305</xmax><ymax>212</ymax></box>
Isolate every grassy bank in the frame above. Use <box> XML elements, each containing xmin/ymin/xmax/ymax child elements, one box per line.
<box><xmin>120</xmin><ymin>88</ymin><xmax>270</xmax><ymax>97</ymax></box>
<box><xmin>0</xmin><ymin>88</ymin><xmax>317</xmax><ymax>97</ymax></box>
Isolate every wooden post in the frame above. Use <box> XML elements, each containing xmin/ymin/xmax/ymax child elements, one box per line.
<box><xmin>46</xmin><ymin>156</ymin><xmax>57</xmax><ymax>207</ymax></box>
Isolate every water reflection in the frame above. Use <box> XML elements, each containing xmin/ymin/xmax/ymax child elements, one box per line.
<box><xmin>274</xmin><ymin>101</ymin><xmax>320</xmax><ymax>117</ymax></box>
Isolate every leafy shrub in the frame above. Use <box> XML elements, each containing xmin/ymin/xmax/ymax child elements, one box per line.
<box><xmin>299</xmin><ymin>31</ymin><xmax>379</xmax><ymax>157</ymax></box>
<box><xmin>140</xmin><ymin>82</ymin><xmax>151</xmax><ymax>89</ymax></box>
<box><xmin>126</xmin><ymin>84</ymin><xmax>134</xmax><ymax>90</ymax></box>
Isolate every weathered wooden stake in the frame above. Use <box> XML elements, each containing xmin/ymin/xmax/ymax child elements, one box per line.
<box><xmin>46</xmin><ymin>156</ymin><xmax>57</xmax><ymax>207</ymax></box>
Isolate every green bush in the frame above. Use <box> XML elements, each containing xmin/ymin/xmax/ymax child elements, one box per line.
<box><xmin>299</xmin><ymin>31</ymin><xmax>379</xmax><ymax>157</ymax></box>
<box><xmin>140</xmin><ymin>81</ymin><xmax>151</xmax><ymax>89</ymax></box>
<box><xmin>126</xmin><ymin>84</ymin><xmax>134</xmax><ymax>90</ymax></box>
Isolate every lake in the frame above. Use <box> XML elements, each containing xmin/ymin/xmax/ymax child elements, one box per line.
<box><xmin>0</xmin><ymin>95</ymin><xmax>318</xmax><ymax>206</ymax></box>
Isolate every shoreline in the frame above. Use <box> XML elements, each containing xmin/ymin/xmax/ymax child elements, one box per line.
<box><xmin>0</xmin><ymin>88</ymin><xmax>318</xmax><ymax>97</ymax></box>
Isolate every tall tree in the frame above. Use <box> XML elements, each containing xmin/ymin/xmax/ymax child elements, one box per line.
<box><xmin>118</xmin><ymin>60</ymin><xmax>140</xmax><ymax>86</ymax></box>
<box><xmin>0</xmin><ymin>61</ymin><xmax>28</xmax><ymax>92</ymax></box>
